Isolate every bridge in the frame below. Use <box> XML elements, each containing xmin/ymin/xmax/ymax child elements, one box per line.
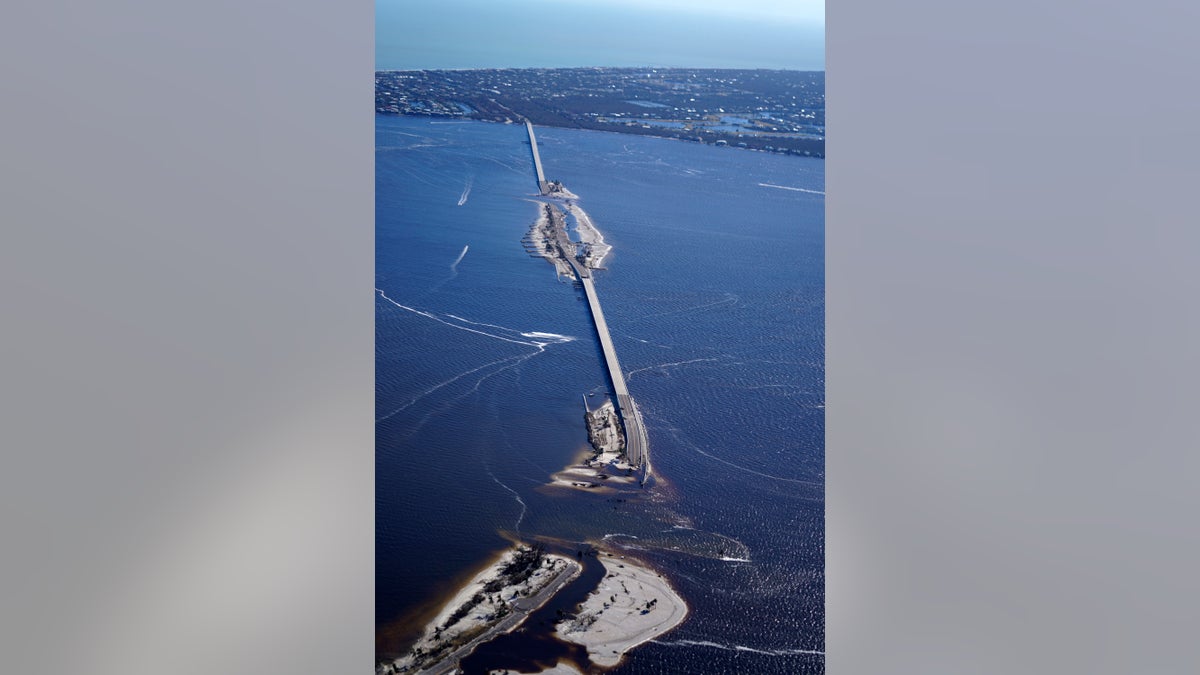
<box><xmin>525</xmin><ymin>120</ymin><xmax>550</xmax><ymax>195</ymax></box>
<box><xmin>524</xmin><ymin>121</ymin><xmax>649</xmax><ymax>479</ymax></box>
<box><xmin>577</xmin><ymin>276</ymin><xmax>646</xmax><ymax>471</ymax></box>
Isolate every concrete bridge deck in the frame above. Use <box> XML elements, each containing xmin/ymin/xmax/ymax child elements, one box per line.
<box><xmin>525</xmin><ymin>120</ymin><xmax>550</xmax><ymax>195</ymax></box>
<box><xmin>525</xmin><ymin>120</ymin><xmax>648</xmax><ymax>477</ymax></box>
<box><xmin>581</xmin><ymin>277</ymin><xmax>647</xmax><ymax>470</ymax></box>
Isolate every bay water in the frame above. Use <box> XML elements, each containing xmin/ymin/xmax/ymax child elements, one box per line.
<box><xmin>377</xmin><ymin>115</ymin><xmax>824</xmax><ymax>673</ymax></box>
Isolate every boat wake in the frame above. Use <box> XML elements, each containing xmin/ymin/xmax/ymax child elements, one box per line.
<box><xmin>486</xmin><ymin>467</ymin><xmax>528</xmax><ymax>533</ymax></box>
<box><xmin>377</xmin><ymin>288</ymin><xmax>574</xmax><ymax>348</ymax></box>
<box><xmin>393</xmin><ymin>350</ymin><xmax>540</xmax><ymax>438</ymax></box>
<box><xmin>376</xmin><ymin>288</ymin><xmax>580</xmax><ymax>427</ymax></box>
<box><xmin>651</xmin><ymin>639</ymin><xmax>824</xmax><ymax>657</ymax></box>
<box><xmin>758</xmin><ymin>182</ymin><xmax>824</xmax><ymax>196</ymax></box>
<box><xmin>521</xmin><ymin>331</ymin><xmax>573</xmax><ymax>340</ymax></box>
<box><xmin>456</xmin><ymin>175</ymin><xmax>473</xmax><ymax>205</ymax></box>
<box><xmin>650</xmin><ymin>412</ymin><xmax>822</xmax><ymax>488</ymax></box>
<box><xmin>376</xmin><ymin>353</ymin><xmax>527</xmax><ymax>423</ymax></box>
<box><xmin>450</xmin><ymin>245</ymin><xmax>469</xmax><ymax>272</ymax></box>
<box><xmin>632</xmin><ymin>293</ymin><xmax>739</xmax><ymax>321</ymax></box>
<box><xmin>626</xmin><ymin>357</ymin><xmax>722</xmax><ymax>381</ymax></box>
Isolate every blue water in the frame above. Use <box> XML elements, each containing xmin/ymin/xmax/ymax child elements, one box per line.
<box><xmin>377</xmin><ymin>116</ymin><xmax>824</xmax><ymax>672</ymax></box>
<box><xmin>376</xmin><ymin>2</ymin><xmax>824</xmax><ymax>71</ymax></box>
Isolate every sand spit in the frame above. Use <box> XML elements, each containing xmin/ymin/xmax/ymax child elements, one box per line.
<box><xmin>556</xmin><ymin>553</ymin><xmax>689</xmax><ymax>668</ymax></box>
<box><xmin>548</xmin><ymin>399</ymin><xmax>638</xmax><ymax>492</ymax></box>
<box><xmin>564</xmin><ymin>202</ymin><xmax>611</xmax><ymax>269</ymax></box>
<box><xmin>380</xmin><ymin>546</ymin><xmax>580</xmax><ymax>674</ymax></box>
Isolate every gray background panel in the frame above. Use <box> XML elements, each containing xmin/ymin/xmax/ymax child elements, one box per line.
<box><xmin>4</xmin><ymin>0</ymin><xmax>1200</xmax><ymax>673</ymax></box>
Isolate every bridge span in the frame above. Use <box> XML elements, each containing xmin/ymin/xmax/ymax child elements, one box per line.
<box><xmin>579</xmin><ymin>276</ymin><xmax>647</xmax><ymax>472</ymax></box>
<box><xmin>524</xmin><ymin>121</ymin><xmax>648</xmax><ymax>479</ymax></box>
<box><xmin>525</xmin><ymin>120</ymin><xmax>550</xmax><ymax>195</ymax></box>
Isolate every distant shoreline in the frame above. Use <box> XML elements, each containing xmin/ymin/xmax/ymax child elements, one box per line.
<box><xmin>378</xmin><ymin>111</ymin><xmax>824</xmax><ymax>158</ymax></box>
<box><xmin>376</xmin><ymin>67</ymin><xmax>824</xmax><ymax>157</ymax></box>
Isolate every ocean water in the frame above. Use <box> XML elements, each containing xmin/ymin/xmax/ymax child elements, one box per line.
<box><xmin>377</xmin><ymin>115</ymin><xmax>824</xmax><ymax>673</ymax></box>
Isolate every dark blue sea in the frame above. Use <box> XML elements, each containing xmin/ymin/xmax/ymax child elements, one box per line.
<box><xmin>377</xmin><ymin>115</ymin><xmax>824</xmax><ymax>673</ymax></box>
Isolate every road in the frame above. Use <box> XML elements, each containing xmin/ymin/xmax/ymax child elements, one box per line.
<box><xmin>413</xmin><ymin>560</ymin><xmax>581</xmax><ymax>675</ymax></box>
<box><xmin>580</xmin><ymin>277</ymin><xmax>646</xmax><ymax>470</ymax></box>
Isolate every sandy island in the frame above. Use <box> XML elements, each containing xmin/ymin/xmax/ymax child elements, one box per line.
<box><xmin>379</xmin><ymin>546</ymin><xmax>580</xmax><ymax>675</ymax></box>
<box><xmin>522</xmin><ymin>188</ymin><xmax>611</xmax><ymax>282</ymax></box>
<box><xmin>556</xmin><ymin>553</ymin><xmax>689</xmax><ymax>668</ymax></box>
<box><xmin>549</xmin><ymin>399</ymin><xmax>639</xmax><ymax>492</ymax></box>
<box><xmin>524</xmin><ymin>203</ymin><xmax>576</xmax><ymax>280</ymax></box>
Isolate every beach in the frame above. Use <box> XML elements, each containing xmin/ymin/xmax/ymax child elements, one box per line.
<box><xmin>564</xmin><ymin>201</ymin><xmax>611</xmax><ymax>269</ymax></box>
<box><xmin>556</xmin><ymin>553</ymin><xmax>689</xmax><ymax>668</ymax></box>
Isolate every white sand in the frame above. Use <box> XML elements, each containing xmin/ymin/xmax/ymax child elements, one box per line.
<box><xmin>555</xmin><ymin>554</ymin><xmax>688</xmax><ymax>667</ymax></box>
<box><xmin>546</xmin><ymin>184</ymin><xmax>579</xmax><ymax>199</ymax></box>
<box><xmin>565</xmin><ymin>202</ymin><xmax>612</xmax><ymax>269</ymax></box>
<box><xmin>490</xmin><ymin>665</ymin><xmax>582</xmax><ymax>675</ymax></box>
<box><xmin>548</xmin><ymin>400</ymin><xmax>638</xmax><ymax>492</ymax></box>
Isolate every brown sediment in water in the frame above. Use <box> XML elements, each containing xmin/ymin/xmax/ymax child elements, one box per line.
<box><xmin>375</xmin><ymin>546</ymin><xmax>513</xmax><ymax>659</ymax></box>
<box><xmin>378</xmin><ymin>544</ymin><xmax>581</xmax><ymax>674</ymax></box>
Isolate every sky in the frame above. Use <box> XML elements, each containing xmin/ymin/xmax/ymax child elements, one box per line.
<box><xmin>376</xmin><ymin>0</ymin><xmax>825</xmax><ymax>71</ymax></box>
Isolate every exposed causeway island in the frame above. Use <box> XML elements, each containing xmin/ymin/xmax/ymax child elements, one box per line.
<box><xmin>524</xmin><ymin>120</ymin><xmax>651</xmax><ymax>485</ymax></box>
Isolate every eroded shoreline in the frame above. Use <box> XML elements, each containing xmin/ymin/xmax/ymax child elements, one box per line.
<box><xmin>378</xmin><ymin>546</ymin><xmax>580</xmax><ymax>675</ymax></box>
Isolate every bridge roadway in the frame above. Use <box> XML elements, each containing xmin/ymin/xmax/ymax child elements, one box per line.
<box><xmin>578</xmin><ymin>275</ymin><xmax>647</xmax><ymax>471</ymax></box>
<box><xmin>525</xmin><ymin>120</ymin><xmax>550</xmax><ymax>195</ymax></box>
<box><xmin>527</xmin><ymin>121</ymin><xmax>648</xmax><ymax>476</ymax></box>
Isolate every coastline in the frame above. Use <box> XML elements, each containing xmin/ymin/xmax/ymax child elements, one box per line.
<box><xmin>379</xmin><ymin>546</ymin><xmax>581</xmax><ymax>674</ymax></box>
<box><xmin>375</xmin><ymin>111</ymin><xmax>825</xmax><ymax>158</ymax></box>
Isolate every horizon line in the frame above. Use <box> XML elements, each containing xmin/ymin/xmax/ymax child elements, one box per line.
<box><xmin>375</xmin><ymin>66</ymin><xmax>826</xmax><ymax>73</ymax></box>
